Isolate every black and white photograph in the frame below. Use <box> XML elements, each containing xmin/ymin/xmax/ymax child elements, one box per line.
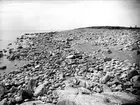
<box><xmin>0</xmin><ymin>0</ymin><xmax>140</xmax><ymax>105</ymax></box>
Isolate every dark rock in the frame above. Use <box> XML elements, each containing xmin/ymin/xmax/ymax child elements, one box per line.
<box><xmin>8</xmin><ymin>54</ymin><xmax>15</xmax><ymax>61</ymax></box>
<box><xmin>3</xmin><ymin>49</ymin><xmax>7</xmax><ymax>53</ymax></box>
<box><xmin>127</xmin><ymin>70</ymin><xmax>139</xmax><ymax>80</ymax></box>
<box><xmin>0</xmin><ymin>66</ymin><xmax>7</xmax><ymax>70</ymax></box>
<box><xmin>0</xmin><ymin>85</ymin><xmax>5</xmax><ymax>100</ymax></box>
<box><xmin>107</xmin><ymin>49</ymin><xmax>112</xmax><ymax>54</ymax></box>
<box><xmin>8</xmin><ymin>43</ymin><xmax>12</xmax><ymax>46</ymax></box>
<box><xmin>20</xmin><ymin>89</ymin><xmax>33</xmax><ymax>100</ymax></box>
<box><xmin>104</xmin><ymin>57</ymin><xmax>112</xmax><ymax>62</ymax></box>
<box><xmin>0</xmin><ymin>51</ymin><xmax>3</xmax><ymax>58</ymax></box>
<box><xmin>17</xmin><ymin>46</ymin><xmax>23</xmax><ymax>49</ymax></box>
<box><xmin>131</xmin><ymin>75</ymin><xmax>140</xmax><ymax>88</ymax></box>
<box><xmin>137</xmin><ymin>50</ymin><xmax>140</xmax><ymax>55</ymax></box>
<box><xmin>9</xmin><ymin>48</ymin><xmax>14</xmax><ymax>54</ymax></box>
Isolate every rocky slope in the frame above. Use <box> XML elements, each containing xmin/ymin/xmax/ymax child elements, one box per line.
<box><xmin>0</xmin><ymin>27</ymin><xmax>140</xmax><ymax>105</ymax></box>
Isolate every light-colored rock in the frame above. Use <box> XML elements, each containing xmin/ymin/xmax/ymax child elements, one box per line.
<box><xmin>15</xmin><ymin>96</ymin><xmax>23</xmax><ymax>102</ymax></box>
<box><xmin>20</xmin><ymin>100</ymin><xmax>54</xmax><ymax>105</ymax></box>
<box><xmin>100</xmin><ymin>72</ymin><xmax>112</xmax><ymax>84</ymax></box>
<box><xmin>79</xmin><ymin>87</ymin><xmax>91</xmax><ymax>94</ymax></box>
<box><xmin>66</xmin><ymin>55</ymin><xmax>74</xmax><ymax>59</ymax></box>
<box><xmin>0</xmin><ymin>98</ymin><xmax>7</xmax><ymax>105</ymax></box>
<box><xmin>34</xmin><ymin>84</ymin><xmax>46</xmax><ymax>96</ymax></box>
<box><xmin>56</xmin><ymin>87</ymin><xmax>140</xmax><ymax>105</ymax></box>
<box><xmin>102</xmin><ymin>85</ymin><xmax>112</xmax><ymax>92</ymax></box>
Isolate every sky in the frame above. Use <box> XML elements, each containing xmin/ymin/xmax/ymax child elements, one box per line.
<box><xmin>0</xmin><ymin>0</ymin><xmax>140</xmax><ymax>40</ymax></box>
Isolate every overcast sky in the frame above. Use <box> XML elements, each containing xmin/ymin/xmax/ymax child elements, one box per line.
<box><xmin>0</xmin><ymin>0</ymin><xmax>140</xmax><ymax>40</ymax></box>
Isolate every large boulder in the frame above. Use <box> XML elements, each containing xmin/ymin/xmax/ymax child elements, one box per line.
<box><xmin>56</xmin><ymin>87</ymin><xmax>140</xmax><ymax>105</ymax></box>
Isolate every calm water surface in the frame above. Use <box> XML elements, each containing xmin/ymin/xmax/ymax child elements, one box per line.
<box><xmin>0</xmin><ymin>30</ymin><xmax>52</xmax><ymax>74</ymax></box>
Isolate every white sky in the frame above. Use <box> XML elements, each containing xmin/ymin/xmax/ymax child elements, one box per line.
<box><xmin>0</xmin><ymin>0</ymin><xmax>140</xmax><ymax>40</ymax></box>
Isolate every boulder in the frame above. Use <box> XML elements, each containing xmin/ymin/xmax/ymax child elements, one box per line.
<box><xmin>20</xmin><ymin>89</ymin><xmax>33</xmax><ymax>100</ymax></box>
<box><xmin>127</xmin><ymin>70</ymin><xmax>139</xmax><ymax>80</ymax></box>
<box><xmin>56</xmin><ymin>87</ymin><xmax>140</xmax><ymax>105</ymax></box>
<box><xmin>34</xmin><ymin>84</ymin><xmax>46</xmax><ymax>97</ymax></box>
<box><xmin>131</xmin><ymin>75</ymin><xmax>140</xmax><ymax>88</ymax></box>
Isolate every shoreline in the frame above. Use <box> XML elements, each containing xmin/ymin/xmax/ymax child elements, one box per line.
<box><xmin>0</xmin><ymin>27</ymin><xmax>140</xmax><ymax>105</ymax></box>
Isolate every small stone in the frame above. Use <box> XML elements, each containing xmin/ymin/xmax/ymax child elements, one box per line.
<box><xmin>15</xmin><ymin>96</ymin><xmax>23</xmax><ymax>103</ymax></box>
<box><xmin>115</xmin><ymin>85</ymin><xmax>122</xmax><ymax>91</ymax></box>
<box><xmin>79</xmin><ymin>87</ymin><xmax>91</xmax><ymax>94</ymax></box>
<box><xmin>66</xmin><ymin>55</ymin><xmax>74</xmax><ymax>59</ymax></box>
<box><xmin>102</xmin><ymin>85</ymin><xmax>112</xmax><ymax>92</ymax></box>
<box><xmin>120</xmin><ymin>73</ymin><xmax>127</xmax><ymax>79</ymax></box>
<box><xmin>104</xmin><ymin>57</ymin><xmax>112</xmax><ymax>62</ymax></box>
<box><xmin>107</xmin><ymin>49</ymin><xmax>112</xmax><ymax>54</ymax></box>
<box><xmin>100</xmin><ymin>72</ymin><xmax>111</xmax><ymax>84</ymax></box>
<box><xmin>41</xmin><ymin>96</ymin><xmax>47</xmax><ymax>101</ymax></box>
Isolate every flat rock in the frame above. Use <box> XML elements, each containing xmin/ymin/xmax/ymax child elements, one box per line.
<box><xmin>56</xmin><ymin>87</ymin><xmax>140</xmax><ymax>105</ymax></box>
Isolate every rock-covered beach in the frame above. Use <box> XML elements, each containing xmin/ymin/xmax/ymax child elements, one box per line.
<box><xmin>0</xmin><ymin>26</ymin><xmax>140</xmax><ymax>105</ymax></box>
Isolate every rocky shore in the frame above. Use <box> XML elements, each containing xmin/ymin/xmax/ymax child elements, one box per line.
<box><xmin>0</xmin><ymin>27</ymin><xmax>140</xmax><ymax>105</ymax></box>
